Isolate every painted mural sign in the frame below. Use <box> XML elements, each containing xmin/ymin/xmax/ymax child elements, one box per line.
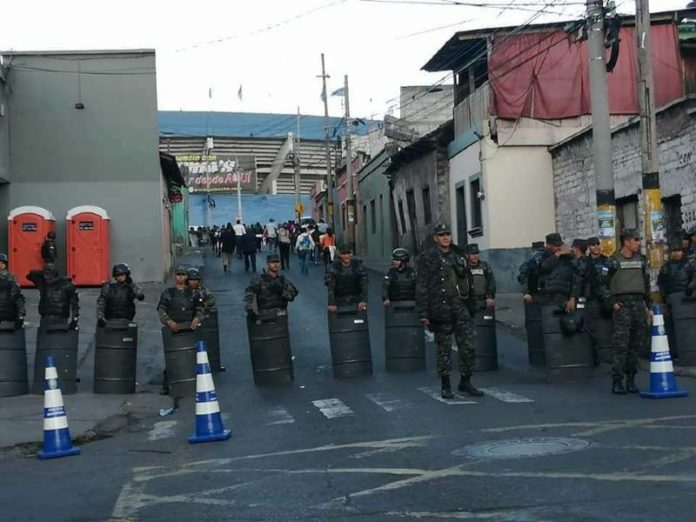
<box><xmin>177</xmin><ymin>154</ymin><xmax>257</xmax><ymax>194</ymax></box>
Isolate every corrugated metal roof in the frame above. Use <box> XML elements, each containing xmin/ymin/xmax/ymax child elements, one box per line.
<box><xmin>158</xmin><ymin>111</ymin><xmax>376</xmax><ymax>140</ymax></box>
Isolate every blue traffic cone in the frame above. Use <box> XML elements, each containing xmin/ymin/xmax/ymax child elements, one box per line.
<box><xmin>640</xmin><ymin>305</ymin><xmax>688</xmax><ymax>399</ymax></box>
<box><xmin>189</xmin><ymin>340</ymin><xmax>231</xmax><ymax>444</ymax></box>
<box><xmin>37</xmin><ymin>356</ymin><xmax>81</xmax><ymax>460</ymax></box>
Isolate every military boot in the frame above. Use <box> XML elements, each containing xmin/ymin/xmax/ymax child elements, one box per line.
<box><xmin>440</xmin><ymin>376</ymin><xmax>454</xmax><ymax>399</ymax></box>
<box><xmin>625</xmin><ymin>375</ymin><xmax>639</xmax><ymax>394</ymax></box>
<box><xmin>458</xmin><ymin>376</ymin><xmax>484</xmax><ymax>397</ymax></box>
<box><xmin>612</xmin><ymin>378</ymin><xmax>627</xmax><ymax>395</ymax></box>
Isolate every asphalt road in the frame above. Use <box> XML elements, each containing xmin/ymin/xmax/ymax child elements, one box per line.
<box><xmin>3</xmin><ymin>250</ymin><xmax>696</xmax><ymax>522</ymax></box>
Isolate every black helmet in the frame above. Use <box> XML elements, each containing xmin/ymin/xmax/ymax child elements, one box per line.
<box><xmin>186</xmin><ymin>267</ymin><xmax>201</xmax><ymax>280</ymax></box>
<box><xmin>112</xmin><ymin>263</ymin><xmax>130</xmax><ymax>277</ymax></box>
<box><xmin>391</xmin><ymin>248</ymin><xmax>410</xmax><ymax>262</ymax></box>
<box><xmin>560</xmin><ymin>312</ymin><xmax>584</xmax><ymax>336</ymax></box>
<box><xmin>0</xmin><ymin>253</ymin><xmax>7</xmax><ymax>264</ymax></box>
<box><xmin>47</xmin><ymin>231</ymin><xmax>56</xmax><ymax>240</ymax></box>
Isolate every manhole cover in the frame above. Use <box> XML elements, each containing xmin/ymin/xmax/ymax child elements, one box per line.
<box><xmin>454</xmin><ymin>437</ymin><xmax>590</xmax><ymax>460</ymax></box>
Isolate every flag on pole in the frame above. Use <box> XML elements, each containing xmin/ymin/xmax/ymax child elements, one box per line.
<box><xmin>331</xmin><ymin>87</ymin><xmax>346</xmax><ymax>97</ymax></box>
<box><xmin>237</xmin><ymin>84</ymin><xmax>243</xmax><ymax>101</ymax></box>
<box><xmin>320</xmin><ymin>86</ymin><xmax>326</xmax><ymax>102</ymax></box>
<box><xmin>208</xmin><ymin>87</ymin><xmax>213</xmax><ymax>99</ymax></box>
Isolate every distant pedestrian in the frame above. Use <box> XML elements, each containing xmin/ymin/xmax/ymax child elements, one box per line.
<box><xmin>295</xmin><ymin>227</ymin><xmax>315</xmax><ymax>275</ymax></box>
<box><xmin>265</xmin><ymin>219</ymin><xmax>278</xmax><ymax>252</ymax></box>
<box><xmin>242</xmin><ymin>228</ymin><xmax>258</xmax><ymax>273</ymax></box>
<box><xmin>278</xmin><ymin>225</ymin><xmax>292</xmax><ymax>270</ymax></box>
<box><xmin>233</xmin><ymin>220</ymin><xmax>246</xmax><ymax>259</ymax></box>
<box><xmin>320</xmin><ymin>227</ymin><xmax>336</xmax><ymax>267</ymax></box>
<box><xmin>310</xmin><ymin>226</ymin><xmax>322</xmax><ymax>264</ymax></box>
<box><xmin>220</xmin><ymin>224</ymin><xmax>236</xmax><ymax>273</ymax></box>
<box><xmin>188</xmin><ymin>227</ymin><xmax>198</xmax><ymax>248</ymax></box>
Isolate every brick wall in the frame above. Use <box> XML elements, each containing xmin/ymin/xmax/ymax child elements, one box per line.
<box><xmin>551</xmin><ymin>99</ymin><xmax>696</xmax><ymax>241</ymax></box>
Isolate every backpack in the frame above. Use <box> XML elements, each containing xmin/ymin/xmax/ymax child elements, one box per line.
<box><xmin>299</xmin><ymin>234</ymin><xmax>311</xmax><ymax>251</ymax></box>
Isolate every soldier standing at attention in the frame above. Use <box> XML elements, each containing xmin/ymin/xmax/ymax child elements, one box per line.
<box><xmin>186</xmin><ymin>267</ymin><xmax>215</xmax><ymax>313</ymax></box>
<box><xmin>325</xmin><ymin>245</ymin><xmax>368</xmax><ymax>313</ymax></box>
<box><xmin>602</xmin><ymin>230</ymin><xmax>652</xmax><ymax>395</ymax></box>
<box><xmin>157</xmin><ymin>267</ymin><xmax>203</xmax><ymax>333</ymax></box>
<box><xmin>382</xmin><ymin>248</ymin><xmax>416</xmax><ymax>306</ymax></box>
<box><xmin>243</xmin><ymin>253</ymin><xmax>298</xmax><ymax>319</ymax></box>
<box><xmin>416</xmin><ymin>224</ymin><xmax>483</xmax><ymax>399</ymax></box>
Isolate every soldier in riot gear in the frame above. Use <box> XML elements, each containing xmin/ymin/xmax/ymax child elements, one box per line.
<box><xmin>186</xmin><ymin>267</ymin><xmax>216</xmax><ymax>313</ymax></box>
<box><xmin>325</xmin><ymin>245</ymin><xmax>368</xmax><ymax>313</ymax></box>
<box><xmin>416</xmin><ymin>223</ymin><xmax>482</xmax><ymax>399</ymax></box>
<box><xmin>571</xmin><ymin>238</ymin><xmax>590</xmax><ymax>300</ymax></box>
<box><xmin>0</xmin><ymin>254</ymin><xmax>25</xmax><ymax>329</ymax></box>
<box><xmin>41</xmin><ymin>231</ymin><xmax>58</xmax><ymax>266</ymax></box>
<box><xmin>382</xmin><ymin>248</ymin><xmax>416</xmax><ymax>306</ymax></box>
<box><xmin>96</xmin><ymin>263</ymin><xmax>144</xmax><ymax>326</ymax></box>
<box><xmin>244</xmin><ymin>253</ymin><xmax>298</xmax><ymax>319</ymax></box>
<box><xmin>658</xmin><ymin>242</ymin><xmax>695</xmax><ymax>358</ymax></box>
<box><xmin>27</xmin><ymin>264</ymin><xmax>79</xmax><ymax>329</ymax></box>
<box><xmin>464</xmin><ymin>243</ymin><xmax>496</xmax><ymax>312</ymax></box>
<box><xmin>157</xmin><ymin>267</ymin><xmax>204</xmax><ymax>333</ymax></box>
<box><xmin>531</xmin><ymin>233</ymin><xmax>581</xmax><ymax>312</ymax></box>
<box><xmin>519</xmin><ymin>241</ymin><xmax>545</xmax><ymax>302</ymax></box>
<box><xmin>601</xmin><ymin>230</ymin><xmax>652</xmax><ymax>395</ymax></box>
<box><xmin>587</xmin><ymin>237</ymin><xmax>611</xmax><ymax>299</ymax></box>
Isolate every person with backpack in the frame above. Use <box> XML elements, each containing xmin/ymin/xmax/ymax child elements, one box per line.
<box><xmin>295</xmin><ymin>226</ymin><xmax>315</xmax><ymax>276</ymax></box>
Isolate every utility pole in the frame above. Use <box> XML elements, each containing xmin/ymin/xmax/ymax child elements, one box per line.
<box><xmin>235</xmin><ymin>155</ymin><xmax>243</xmax><ymax>222</ymax></box>
<box><xmin>586</xmin><ymin>0</ymin><xmax>616</xmax><ymax>256</ymax></box>
<box><xmin>318</xmin><ymin>54</ymin><xmax>334</xmax><ymax>230</ymax></box>
<box><xmin>636</xmin><ymin>0</ymin><xmax>664</xmax><ymax>293</ymax></box>
<box><xmin>344</xmin><ymin>74</ymin><xmax>356</xmax><ymax>252</ymax></box>
<box><xmin>294</xmin><ymin>107</ymin><xmax>303</xmax><ymax>221</ymax></box>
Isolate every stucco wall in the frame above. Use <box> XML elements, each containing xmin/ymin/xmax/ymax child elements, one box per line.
<box><xmin>0</xmin><ymin>69</ymin><xmax>9</xmax><ymax>183</ymax></box>
<box><xmin>357</xmin><ymin>152</ymin><xmax>392</xmax><ymax>264</ymax></box>
<box><xmin>2</xmin><ymin>52</ymin><xmax>166</xmax><ymax>282</ymax></box>
<box><xmin>551</xmin><ymin>99</ymin><xmax>696</xmax><ymax>241</ymax></box>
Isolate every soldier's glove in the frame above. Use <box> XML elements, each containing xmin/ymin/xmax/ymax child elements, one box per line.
<box><xmin>97</xmin><ymin>317</ymin><xmax>106</xmax><ymax>328</ymax></box>
<box><xmin>14</xmin><ymin>317</ymin><xmax>24</xmax><ymax>330</ymax></box>
<box><xmin>132</xmin><ymin>284</ymin><xmax>145</xmax><ymax>301</ymax></box>
<box><xmin>69</xmin><ymin>317</ymin><xmax>79</xmax><ymax>330</ymax></box>
<box><xmin>247</xmin><ymin>309</ymin><xmax>257</xmax><ymax>322</ymax></box>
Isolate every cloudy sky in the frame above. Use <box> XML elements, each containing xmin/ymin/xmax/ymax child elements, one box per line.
<box><xmin>1</xmin><ymin>0</ymin><xmax>689</xmax><ymax>120</ymax></box>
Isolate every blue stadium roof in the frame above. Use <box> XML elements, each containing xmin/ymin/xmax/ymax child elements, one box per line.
<box><xmin>158</xmin><ymin>111</ymin><xmax>378</xmax><ymax>140</ymax></box>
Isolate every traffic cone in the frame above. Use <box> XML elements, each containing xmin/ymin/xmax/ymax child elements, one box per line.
<box><xmin>37</xmin><ymin>355</ymin><xmax>81</xmax><ymax>460</ymax></box>
<box><xmin>640</xmin><ymin>305</ymin><xmax>688</xmax><ymax>399</ymax></box>
<box><xmin>189</xmin><ymin>340</ymin><xmax>231</xmax><ymax>444</ymax></box>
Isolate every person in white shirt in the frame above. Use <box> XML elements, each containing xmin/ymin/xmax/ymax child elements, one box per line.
<box><xmin>265</xmin><ymin>219</ymin><xmax>278</xmax><ymax>252</ymax></box>
<box><xmin>295</xmin><ymin>227</ymin><xmax>315</xmax><ymax>276</ymax></box>
<box><xmin>233</xmin><ymin>220</ymin><xmax>246</xmax><ymax>259</ymax></box>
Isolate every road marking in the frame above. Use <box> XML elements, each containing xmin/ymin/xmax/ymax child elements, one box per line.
<box><xmin>264</xmin><ymin>406</ymin><xmax>295</xmax><ymax>425</ymax></box>
<box><xmin>312</xmin><ymin>398</ymin><xmax>354</xmax><ymax>419</ymax></box>
<box><xmin>366</xmin><ymin>393</ymin><xmax>410</xmax><ymax>412</ymax></box>
<box><xmin>418</xmin><ymin>386</ymin><xmax>477</xmax><ymax>405</ymax></box>
<box><xmin>479</xmin><ymin>387</ymin><xmax>534</xmax><ymax>403</ymax></box>
<box><xmin>147</xmin><ymin>420</ymin><xmax>177</xmax><ymax>441</ymax></box>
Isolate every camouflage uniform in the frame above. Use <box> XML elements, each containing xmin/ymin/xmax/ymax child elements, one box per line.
<box><xmin>416</xmin><ymin>245</ymin><xmax>475</xmax><ymax>377</ymax></box>
<box><xmin>193</xmin><ymin>284</ymin><xmax>217</xmax><ymax>313</ymax></box>
<box><xmin>243</xmin><ymin>273</ymin><xmax>298</xmax><ymax>312</ymax></box>
<box><xmin>603</xmin><ymin>252</ymin><xmax>651</xmax><ymax>380</ymax></box>
<box><xmin>0</xmin><ymin>269</ymin><xmax>25</xmax><ymax>325</ymax></box>
<box><xmin>325</xmin><ymin>260</ymin><xmax>368</xmax><ymax>306</ymax></box>
<box><xmin>382</xmin><ymin>266</ymin><xmax>416</xmax><ymax>302</ymax></box>
<box><xmin>156</xmin><ymin>287</ymin><xmax>204</xmax><ymax>326</ymax></box>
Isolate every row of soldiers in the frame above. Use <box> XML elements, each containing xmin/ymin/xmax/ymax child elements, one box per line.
<box><xmin>518</xmin><ymin>229</ymin><xmax>696</xmax><ymax>394</ymax></box>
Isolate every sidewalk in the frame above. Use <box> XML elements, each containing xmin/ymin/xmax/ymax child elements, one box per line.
<box><xmin>0</xmin><ymin>251</ymin><xmax>205</xmax><ymax>454</ymax></box>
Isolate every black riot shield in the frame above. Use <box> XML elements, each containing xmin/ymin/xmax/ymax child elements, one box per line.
<box><xmin>473</xmin><ymin>307</ymin><xmax>498</xmax><ymax>372</ymax></box>
<box><xmin>202</xmin><ymin>309</ymin><xmax>223</xmax><ymax>372</ymax></box>
<box><xmin>161</xmin><ymin>325</ymin><xmax>201</xmax><ymax>398</ymax></box>
<box><xmin>247</xmin><ymin>308</ymin><xmax>293</xmax><ymax>386</ymax></box>
<box><xmin>94</xmin><ymin>319</ymin><xmax>138</xmax><ymax>394</ymax></box>
<box><xmin>670</xmin><ymin>292</ymin><xmax>696</xmax><ymax>366</ymax></box>
<box><xmin>524</xmin><ymin>302</ymin><xmax>545</xmax><ymax>366</ymax></box>
<box><xmin>33</xmin><ymin>321</ymin><xmax>79</xmax><ymax>395</ymax></box>
<box><xmin>328</xmin><ymin>306</ymin><xmax>372</xmax><ymax>378</ymax></box>
<box><xmin>541</xmin><ymin>304</ymin><xmax>594</xmax><ymax>383</ymax></box>
<box><xmin>585</xmin><ymin>300</ymin><xmax>613</xmax><ymax>364</ymax></box>
<box><xmin>384</xmin><ymin>300</ymin><xmax>425</xmax><ymax>373</ymax></box>
<box><xmin>0</xmin><ymin>321</ymin><xmax>28</xmax><ymax>397</ymax></box>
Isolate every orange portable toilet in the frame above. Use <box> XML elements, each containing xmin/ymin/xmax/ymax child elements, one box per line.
<box><xmin>8</xmin><ymin>206</ymin><xmax>57</xmax><ymax>287</ymax></box>
<box><xmin>66</xmin><ymin>206</ymin><xmax>111</xmax><ymax>287</ymax></box>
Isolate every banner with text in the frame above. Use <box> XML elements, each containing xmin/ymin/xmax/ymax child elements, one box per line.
<box><xmin>177</xmin><ymin>154</ymin><xmax>257</xmax><ymax>193</ymax></box>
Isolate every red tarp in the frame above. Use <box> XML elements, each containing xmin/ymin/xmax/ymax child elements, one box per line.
<box><xmin>488</xmin><ymin>24</ymin><xmax>684</xmax><ymax>119</ymax></box>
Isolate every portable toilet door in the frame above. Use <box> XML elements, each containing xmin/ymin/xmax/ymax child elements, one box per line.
<box><xmin>66</xmin><ymin>206</ymin><xmax>110</xmax><ymax>287</ymax></box>
<box><xmin>8</xmin><ymin>206</ymin><xmax>57</xmax><ymax>288</ymax></box>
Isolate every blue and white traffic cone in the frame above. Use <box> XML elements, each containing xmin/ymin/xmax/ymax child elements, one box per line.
<box><xmin>37</xmin><ymin>355</ymin><xmax>81</xmax><ymax>460</ymax></box>
<box><xmin>640</xmin><ymin>305</ymin><xmax>688</xmax><ymax>399</ymax></box>
<box><xmin>189</xmin><ymin>340</ymin><xmax>231</xmax><ymax>444</ymax></box>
